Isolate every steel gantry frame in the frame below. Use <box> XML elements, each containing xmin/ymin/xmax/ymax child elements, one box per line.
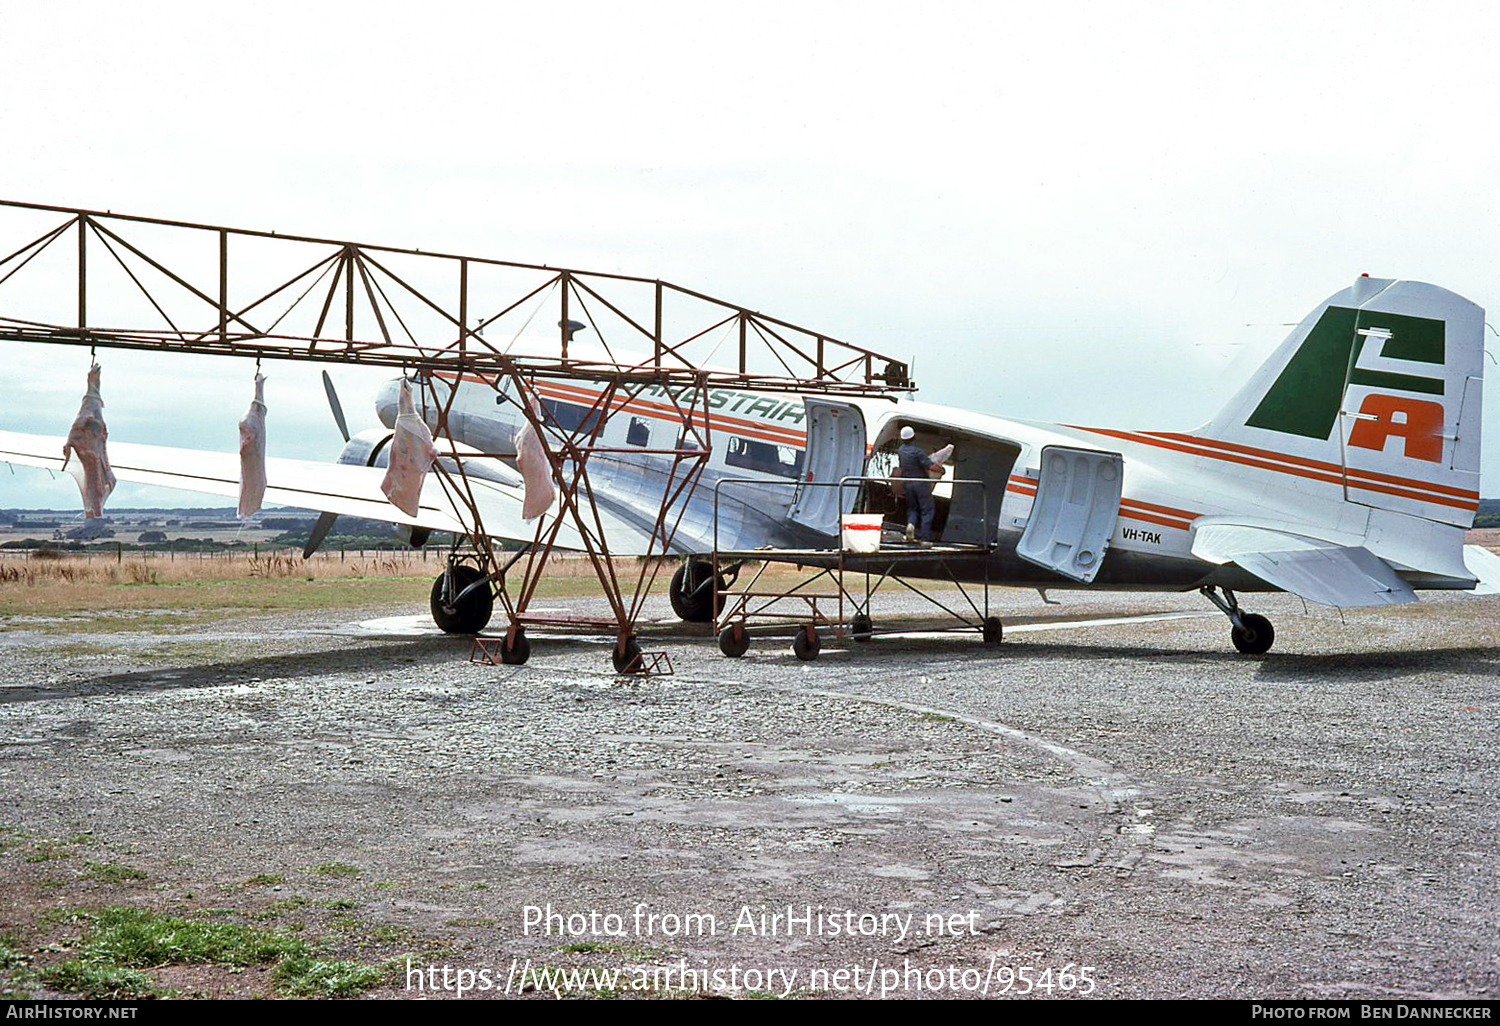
<box><xmin>0</xmin><ymin>200</ymin><xmax>915</xmax><ymax>673</ymax></box>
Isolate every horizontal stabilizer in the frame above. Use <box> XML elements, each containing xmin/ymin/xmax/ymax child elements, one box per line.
<box><xmin>1463</xmin><ymin>544</ymin><xmax>1500</xmax><ymax>596</ymax></box>
<box><xmin>1193</xmin><ymin>523</ymin><xmax>1416</xmax><ymax>608</ymax></box>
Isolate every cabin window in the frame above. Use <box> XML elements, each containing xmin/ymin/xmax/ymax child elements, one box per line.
<box><xmin>726</xmin><ymin>436</ymin><xmax>804</xmax><ymax>479</ymax></box>
<box><xmin>543</xmin><ymin>399</ymin><xmax>603</xmax><ymax>436</ymax></box>
<box><xmin>677</xmin><ymin>427</ymin><xmax>702</xmax><ymax>452</ymax></box>
<box><xmin>627</xmin><ymin>417</ymin><xmax>651</xmax><ymax>447</ymax></box>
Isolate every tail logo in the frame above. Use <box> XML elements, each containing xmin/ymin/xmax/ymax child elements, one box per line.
<box><xmin>1246</xmin><ymin>306</ymin><xmax>1446</xmax><ymax>459</ymax></box>
<box><xmin>1346</xmin><ymin>394</ymin><xmax>1444</xmax><ymax>462</ymax></box>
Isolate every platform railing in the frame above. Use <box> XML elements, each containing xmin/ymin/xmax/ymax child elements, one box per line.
<box><xmin>707</xmin><ymin>474</ymin><xmax>997</xmax><ymax>649</ymax></box>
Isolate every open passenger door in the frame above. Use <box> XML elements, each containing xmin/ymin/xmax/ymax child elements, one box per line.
<box><xmin>789</xmin><ymin>399</ymin><xmax>867</xmax><ymax>536</ymax></box>
<box><xmin>1016</xmin><ymin>445</ymin><xmax>1122</xmax><ymax>583</ymax></box>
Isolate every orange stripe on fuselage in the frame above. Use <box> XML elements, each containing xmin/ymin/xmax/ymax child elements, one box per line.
<box><xmin>1143</xmin><ymin>431</ymin><xmax>1480</xmax><ymax>500</ymax></box>
<box><xmin>430</xmin><ymin>370</ymin><xmax>809</xmax><ymax>448</ymax></box>
<box><xmin>1067</xmin><ymin>427</ymin><xmax>1478</xmax><ymax>513</ymax></box>
<box><xmin>524</xmin><ymin>380</ymin><xmax>808</xmax><ymax>449</ymax></box>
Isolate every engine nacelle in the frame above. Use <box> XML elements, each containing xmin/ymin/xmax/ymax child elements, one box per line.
<box><xmin>338</xmin><ymin>428</ymin><xmax>395</xmax><ymax>469</ymax></box>
<box><xmin>338</xmin><ymin>427</ymin><xmax>521</xmax><ymax>488</ymax></box>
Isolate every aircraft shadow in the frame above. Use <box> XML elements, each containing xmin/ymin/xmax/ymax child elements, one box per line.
<box><xmin>810</xmin><ymin>636</ymin><xmax>1500</xmax><ymax>683</ymax></box>
<box><xmin>6</xmin><ymin>635</ymin><xmax>1496</xmax><ymax>707</ymax></box>
<box><xmin>0</xmin><ymin>637</ymin><xmax>469</xmax><ymax>706</ymax></box>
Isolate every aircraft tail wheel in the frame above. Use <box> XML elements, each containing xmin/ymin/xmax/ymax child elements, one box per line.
<box><xmin>500</xmin><ymin>626</ymin><xmax>530</xmax><ymax>665</ymax></box>
<box><xmin>792</xmin><ymin>625</ymin><xmax>821</xmax><ymax>661</ymax></box>
<box><xmin>430</xmin><ymin>564</ymin><xmax>494</xmax><ymax>634</ymax></box>
<box><xmin>718</xmin><ymin>623</ymin><xmax>750</xmax><ymax>658</ymax></box>
<box><xmin>1231</xmin><ymin>613</ymin><xmax>1275</xmax><ymax>655</ymax></box>
<box><xmin>982</xmin><ymin>616</ymin><xmax>1004</xmax><ymax>646</ymax></box>
<box><xmin>851</xmin><ymin>613</ymin><xmax>873</xmax><ymax>642</ymax></box>
<box><xmin>612</xmin><ymin>635</ymin><xmax>644</xmax><ymax>674</ymax></box>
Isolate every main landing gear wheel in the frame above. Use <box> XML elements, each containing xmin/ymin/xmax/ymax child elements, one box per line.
<box><xmin>430</xmin><ymin>565</ymin><xmax>493</xmax><ymax>634</ymax></box>
<box><xmin>612</xmin><ymin>635</ymin><xmax>644</xmax><ymax>674</ymax></box>
<box><xmin>718</xmin><ymin>623</ymin><xmax>750</xmax><ymax>658</ymax></box>
<box><xmin>1230</xmin><ymin>613</ymin><xmax>1275</xmax><ymax>656</ymax></box>
<box><xmin>982</xmin><ymin>616</ymin><xmax>1004</xmax><ymax>646</ymax></box>
<box><xmin>850</xmin><ymin>613</ymin><xmax>873</xmax><ymax>642</ymax></box>
<box><xmin>792</xmin><ymin>625</ymin><xmax>821</xmax><ymax>661</ymax></box>
<box><xmin>669</xmin><ymin>561</ymin><xmax>725</xmax><ymax>623</ymax></box>
<box><xmin>500</xmin><ymin>627</ymin><xmax>529</xmax><ymax>665</ymax></box>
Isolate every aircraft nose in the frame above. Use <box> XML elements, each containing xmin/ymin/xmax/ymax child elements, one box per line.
<box><xmin>375</xmin><ymin>376</ymin><xmax>403</xmax><ymax>428</ymax></box>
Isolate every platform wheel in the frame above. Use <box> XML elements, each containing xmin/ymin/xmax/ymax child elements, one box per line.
<box><xmin>851</xmin><ymin>613</ymin><xmax>873</xmax><ymax>642</ymax></box>
<box><xmin>718</xmin><ymin>623</ymin><xmax>750</xmax><ymax>658</ymax></box>
<box><xmin>500</xmin><ymin>627</ymin><xmax>530</xmax><ymax>665</ymax></box>
<box><xmin>792</xmin><ymin>625</ymin><xmax>821</xmax><ymax>661</ymax></box>
<box><xmin>1231</xmin><ymin>613</ymin><xmax>1275</xmax><ymax>655</ymax></box>
<box><xmin>430</xmin><ymin>564</ymin><xmax>493</xmax><ymax>634</ymax></box>
<box><xmin>612</xmin><ymin>635</ymin><xmax>644</xmax><ymax>674</ymax></box>
<box><xmin>982</xmin><ymin>616</ymin><xmax>1004</xmax><ymax>647</ymax></box>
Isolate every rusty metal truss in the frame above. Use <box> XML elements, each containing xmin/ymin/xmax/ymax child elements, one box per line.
<box><xmin>0</xmin><ymin>199</ymin><xmax>915</xmax><ymax>673</ymax></box>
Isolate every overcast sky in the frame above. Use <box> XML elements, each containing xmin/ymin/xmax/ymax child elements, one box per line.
<box><xmin>2</xmin><ymin>0</ymin><xmax>1498</xmax><ymax>512</ymax></box>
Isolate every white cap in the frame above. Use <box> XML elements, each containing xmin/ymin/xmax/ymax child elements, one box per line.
<box><xmin>900</xmin><ymin>426</ymin><xmax>914</xmax><ymax>440</ymax></box>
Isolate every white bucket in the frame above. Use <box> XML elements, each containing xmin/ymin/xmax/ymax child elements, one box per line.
<box><xmin>840</xmin><ymin>513</ymin><xmax>884</xmax><ymax>553</ymax></box>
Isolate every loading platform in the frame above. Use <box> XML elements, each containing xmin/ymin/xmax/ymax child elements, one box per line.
<box><xmin>709</xmin><ymin>476</ymin><xmax>1004</xmax><ymax>659</ymax></box>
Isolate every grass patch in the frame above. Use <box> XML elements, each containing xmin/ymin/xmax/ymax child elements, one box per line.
<box><xmin>66</xmin><ymin>906</ymin><xmax>307</xmax><ymax>966</ymax></box>
<box><xmin>25</xmin><ymin>839</ymin><xmax>75</xmax><ymax>863</ymax></box>
<box><xmin>0</xmin><ymin>933</ymin><xmax>35</xmax><ymax>999</ymax></box>
<box><xmin>42</xmin><ymin>906</ymin><xmax>394</xmax><ymax>1000</ymax></box>
<box><xmin>309</xmin><ymin>862</ymin><xmax>360</xmax><ymax>878</ymax></box>
<box><xmin>246</xmin><ymin>874</ymin><xmax>285</xmax><ymax>886</ymax></box>
<box><xmin>322</xmin><ymin>898</ymin><xmax>358</xmax><ymax>910</ymax></box>
<box><xmin>0</xmin><ymin>933</ymin><xmax>26</xmax><ymax>969</ymax></box>
<box><xmin>270</xmin><ymin>955</ymin><xmax>390</xmax><ymax>998</ymax></box>
<box><xmin>86</xmin><ymin>862</ymin><xmax>147</xmax><ymax>883</ymax></box>
<box><xmin>42</xmin><ymin>959</ymin><xmax>167</xmax><ymax>999</ymax></box>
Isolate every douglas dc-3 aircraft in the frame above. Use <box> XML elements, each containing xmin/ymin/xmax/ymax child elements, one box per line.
<box><xmin>2</xmin><ymin>275</ymin><xmax>1497</xmax><ymax>655</ymax></box>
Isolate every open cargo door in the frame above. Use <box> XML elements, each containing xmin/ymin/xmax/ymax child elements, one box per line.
<box><xmin>1016</xmin><ymin>445</ymin><xmax>1122</xmax><ymax>583</ymax></box>
<box><xmin>789</xmin><ymin>399</ymin><xmax>867</xmax><ymax>535</ymax></box>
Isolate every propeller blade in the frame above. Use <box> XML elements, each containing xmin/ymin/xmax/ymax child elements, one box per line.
<box><xmin>302</xmin><ymin>511</ymin><xmax>339</xmax><ymax>559</ymax></box>
<box><xmin>322</xmin><ymin>370</ymin><xmax>350</xmax><ymax>443</ymax></box>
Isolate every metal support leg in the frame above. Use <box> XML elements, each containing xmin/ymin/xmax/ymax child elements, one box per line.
<box><xmin>1200</xmin><ymin>586</ymin><xmax>1247</xmax><ymax>631</ymax></box>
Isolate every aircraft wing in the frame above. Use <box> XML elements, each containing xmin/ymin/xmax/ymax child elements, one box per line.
<box><xmin>0</xmin><ymin>429</ymin><xmax>657</xmax><ymax>554</ymax></box>
<box><xmin>1191</xmin><ymin>523</ymin><xmax>1417</xmax><ymax>608</ymax></box>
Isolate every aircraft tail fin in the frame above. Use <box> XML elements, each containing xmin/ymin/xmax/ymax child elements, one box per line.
<box><xmin>1195</xmin><ymin>277</ymin><xmax>1484</xmax><ymax>530</ymax></box>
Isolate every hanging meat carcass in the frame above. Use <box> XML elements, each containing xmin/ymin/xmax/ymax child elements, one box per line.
<box><xmin>514</xmin><ymin>398</ymin><xmax>556</xmax><ymax>521</ymax></box>
<box><xmin>237</xmin><ymin>373</ymin><xmax>268</xmax><ymax>518</ymax></box>
<box><xmin>61</xmin><ymin>363</ymin><xmax>116</xmax><ymax>518</ymax></box>
<box><xmin>381</xmin><ymin>379</ymin><xmax>438</xmax><ymax>517</ymax></box>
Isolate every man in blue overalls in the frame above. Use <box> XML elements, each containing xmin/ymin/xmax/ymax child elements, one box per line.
<box><xmin>897</xmin><ymin>425</ymin><xmax>936</xmax><ymax>544</ymax></box>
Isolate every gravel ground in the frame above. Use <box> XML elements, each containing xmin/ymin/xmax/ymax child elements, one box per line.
<box><xmin>0</xmin><ymin>582</ymin><xmax>1496</xmax><ymax>999</ymax></box>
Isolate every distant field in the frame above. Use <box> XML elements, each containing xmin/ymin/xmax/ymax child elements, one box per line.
<box><xmin>0</xmin><ymin>549</ymin><xmax>676</xmax><ymax>622</ymax></box>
